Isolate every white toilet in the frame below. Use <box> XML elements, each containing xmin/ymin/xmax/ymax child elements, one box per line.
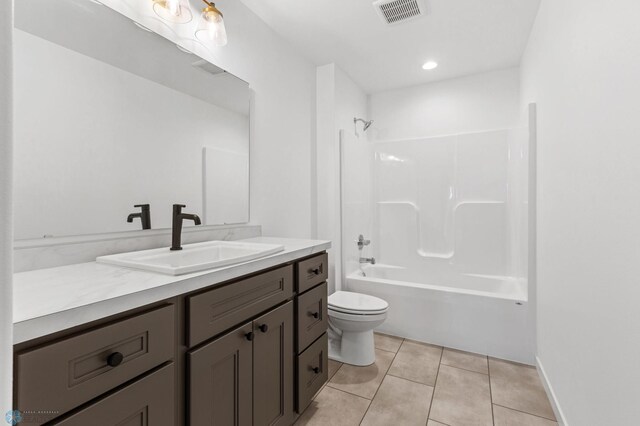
<box><xmin>327</xmin><ymin>291</ymin><xmax>389</xmax><ymax>366</ymax></box>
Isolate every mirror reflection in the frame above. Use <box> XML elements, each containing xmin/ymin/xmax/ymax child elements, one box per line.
<box><xmin>13</xmin><ymin>0</ymin><xmax>251</xmax><ymax>240</ymax></box>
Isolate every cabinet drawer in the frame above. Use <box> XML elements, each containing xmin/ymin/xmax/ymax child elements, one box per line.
<box><xmin>296</xmin><ymin>253</ymin><xmax>328</xmax><ymax>294</ymax></box>
<box><xmin>15</xmin><ymin>305</ymin><xmax>175</xmax><ymax>421</ymax></box>
<box><xmin>188</xmin><ymin>265</ymin><xmax>294</xmax><ymax>347</ymax></box>
<box><xmin>296</xmin><ymin>333</ymin><xmax>328</xmax><ymax>413</ymax></box>
<box><xmin>51</xmin><ymin>363</ymin><xmax>175</xmax><ymax>426</ymax></box>
<box><xmin>296</xmin><ymin>282</ymin><xmax>328</xmax><ymax>353</ymax></box>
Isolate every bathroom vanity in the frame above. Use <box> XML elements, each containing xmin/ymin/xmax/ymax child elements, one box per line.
<box><xmin>12</xmin><ymin>238</ymin><xmax>330</xmax><ymax>425</ymax></box>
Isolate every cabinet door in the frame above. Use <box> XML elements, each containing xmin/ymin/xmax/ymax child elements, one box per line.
<box><xmin>253</xmin><ymin>302</ymin><xmax>294</xmax><ymax>426</ymax></box>
<box><xmin>188</xmin><ymin>322</ymin><xmax>253</xmax><ymax>426</ymax></box>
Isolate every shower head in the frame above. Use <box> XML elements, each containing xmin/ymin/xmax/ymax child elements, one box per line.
<box><xmin>354</xmin><ymin>117</ymin><xmax>374</xmax><ymax>132</ymax></box>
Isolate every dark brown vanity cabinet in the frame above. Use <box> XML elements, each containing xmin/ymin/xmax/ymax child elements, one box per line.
<box><xmin>14</xmin><ymin>251</ymin><xmax>329</xmax><ymax>426</ymax></box>
<box><xmin>14</xmin><ymin>305</ymin><xmax>176</xmax><ymax>425</ymax></box>
<box><xmin>188</xmin><ymin>302</ymin><xmax>294</xmax><ymax>426</ymax></box>
<box><xmin>188</xmin><ymin>322</ymin><xmax>253</xmax><ymax>426</ymax></box>
<box><xmin>52</xmin><ymin>363</ymin><xmax>175</xmax><ymax>426</ymax></box>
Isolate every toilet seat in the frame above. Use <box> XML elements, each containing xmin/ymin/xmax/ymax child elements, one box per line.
<box><xmin>328</xmin><ymin>291</ymin><xmax>389</xmax><ymax>315</ymax></box>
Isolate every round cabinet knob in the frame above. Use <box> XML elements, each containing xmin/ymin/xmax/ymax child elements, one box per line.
<box><xmin>312</xmin><ymin>367</ymin><xmax>320</xmax><ymax>374</ymax></box>
<box><xmin>259</xmin><ymin>324</ymin><xmax>269</xmax><ymax>333</ymax></box>
<box><xmin>311</xmin><ymin>268</ymin><xmax>321</xmax><ymax>275</ymax></box>
<box><xmin>107</xmin><ymin>352</ymin><xmax>124</xmax><ymax>367</ymax></box>
<box><xmin>310</xmin><ymin>312</ymin><xmax>319</xmax><ymax>319</ymax></box>
<box><xmin>245</xmin><ymin>332</ymin><xmax>255</xmax><ymax>341</ymax></box>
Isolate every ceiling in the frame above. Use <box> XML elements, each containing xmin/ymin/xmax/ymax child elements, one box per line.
<box><xmin>239</xmin><ymin>0</ymin><xmax>541</xmax><ymax>93</ymax></box>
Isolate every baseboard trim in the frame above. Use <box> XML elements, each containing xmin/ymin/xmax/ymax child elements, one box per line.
<box><xmin>536</xmin><ymin>355</ymin><xmax>568</xmax><ymax>426</ymax></box>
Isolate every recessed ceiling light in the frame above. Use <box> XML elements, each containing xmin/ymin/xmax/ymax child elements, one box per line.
<box><xmin>422</xmin><ymin>61</ymin><xmax>438</xmax><ymax>70</ymax></box>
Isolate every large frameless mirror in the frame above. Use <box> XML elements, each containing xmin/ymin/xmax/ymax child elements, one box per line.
<box><xmin>13</xmin><ymin>0</ymin><xmax>251</xmax><ymax>240</ymax></box>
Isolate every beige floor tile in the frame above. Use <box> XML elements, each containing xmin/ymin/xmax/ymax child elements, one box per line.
<box><xmin>441</xmin><ymin>348</ymin><xmax>488</xmax><ymax>374</ymax></box>
<box><xmin>489</xmin><ymin>358</ymin><xmax>556</xmax><ymax>421</ymax></box>
<box><xmin>493</xmin><ymin>405</ymin><xmax>558</xmax><ymax>426</ymax></box>
<box><xmin>295</xmin><ymin>386</ymin><xmax>370</xmax><ymax>426</ymax></box>
<box><xmin>328</xmin><ymin>349</ymin><xmax>395</xmax><ymax>399</ymax></box>
<box><xmin>361</xmin><ymin>375</ymin><xmax>433</xmax><ymax>426</ymax></box>
<box><xmin>427</xmin><ymin>421</ymin><xmax>448</xmax><ymax>426</ymax></box>
<box><xmin>374</xmin><ymin>332</ymin><xmax>404</xmax><ymax>353</ymax></box>
<box><xmin>387</xmin><ymin>340</ymin><xmax>442</xmax><ymax>385</ymax></box>
<box><xmin>429</xmin><ymin>365</ymin><xmax>493</xmax><ymax>426</ymax></box>
<box><xmin>328</xmin><ymin>359</ymin><xmax>342</xmax><ymax>380</ymax></box>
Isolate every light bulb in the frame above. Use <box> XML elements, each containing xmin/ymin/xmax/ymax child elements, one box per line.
<box><xmin>197</xmin><ymin>3</ymin><xmax>228</xmax><ymax>47</ymax></box>
<box><xmin>165</xmin><ymin>0</ymin><xmax>180</xmax><ymax>16</ymax></box>
<box><xmin>205</xmin><ymin>14</ymin><xmax>227</xmax><ymax>45</ymax></box>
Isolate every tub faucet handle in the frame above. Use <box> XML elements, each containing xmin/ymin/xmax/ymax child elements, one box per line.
<box><xmin>357</xmin><ymin>234</ymin><xmax>371</xmax><ymax>249</ymax></box>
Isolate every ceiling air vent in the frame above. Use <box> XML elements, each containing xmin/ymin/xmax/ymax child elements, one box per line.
<box><xmin>373</xmin><ymin>0</ymin><xmax>427</xmax><ymax>25</ymax></box>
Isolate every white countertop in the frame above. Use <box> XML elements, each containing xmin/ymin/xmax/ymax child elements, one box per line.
<box><xmin>13</xmin><ymin>237</ymin><xmax>331</xmax><ymax>344</ymax></box>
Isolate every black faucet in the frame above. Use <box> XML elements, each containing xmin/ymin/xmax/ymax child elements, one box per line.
<box><xmin>171</xmin><ymin>204</ymin><xmax>202</xmax><ymax>251</ymax></box>
<box><xmin>127</xmin><ymin>204</ymin><xmax>151</xmax><ymax>230</ymax></box>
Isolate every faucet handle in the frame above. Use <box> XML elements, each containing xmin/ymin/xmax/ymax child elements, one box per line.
<box><xmin>134</xmin><ymin>204</ymin><xmax>150</xmax><ymax>210</ymax></box>
<box><xmin>173</xmin><ymin>204</ymin><xmax>187</xmax><ymax>214</ymax></box>
<box><xmin>357</xmin><ymin>234</ymin><xmax>371</xmax><ymax>248</ymax></box>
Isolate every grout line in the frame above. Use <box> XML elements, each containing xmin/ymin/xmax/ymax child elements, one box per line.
<box><xmin>358</xmin><ymin>342</ymin><xmax>402</xmax><ymax>425</ymax></box>
<box><xmin>439</xmin><ymin>363</ymin><xmax>490</xmax><ymax>378</ymax></box>
<box><xmin>374</xmin><ymin>346</ymin><xmax>399</xmax><ymax>354</ymax></box>
<box><xmin>385</xmin><ymin>372</ymin><xmax>435</xmax><ymax>388</ymax></box>
<box><xmin>488</xmin><ymin>355</ymin><xmax>495</xmax><ymax>426</ymax></box>
<box><xmin>325</xmin><ymin>382</ymin><xmax>372</xmax><ymax>401</ymax></box>
<box><xmin>425</xmin><ymin>347</ymin><xmax>444</xmax><ymax>424</ymax></box>
<box><xmin>324</xmin><ymin>383</ymin><xmax>373</xmax><ymax>401</ymax></box>
<box><xmin>327</xmin><ymin>362</ymin><xmax>343</xmax><ymax>381</ymax></box>
<box><xmin>440</xmin><ymin>361</ymin><xmax>489</xmax><ymax>376</ymax></box>
<box><xmin>427</xmin><ymin>419</ymin><xmax>452</xmax><ymax>426</ymax></box>
<box><xmin>492</xmin><ymin>403</ymin><xmax>559</xmax><ymax>423</ymax></box>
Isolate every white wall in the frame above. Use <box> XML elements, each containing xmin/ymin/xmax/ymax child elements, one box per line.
<box><xmin>210</xmin><ymin>1</ymin><xmax>317</xmax><ymax>239</ymax></box>
<box><xmin>316</xmin><ymin>64</ymin><xmax>368</xmax><ymax>293</ymax></box>
<box><xmin>13</xmin><ymin>30</ymin><xmax>249</xmax><ymax>239</ymax></box>
<box><xmin>369</xmin><ymin>68</ymin><xmax>520</xmax><ymax>141</ymax></box>
<box><xmin>521</xmin><ymin>1</ymin><xmax>640</xmax><ymax>424</ymax></box>
<box><xmin>0</xmin><ymin>0</ymin><xmax>13</xmax><ymax>415</ymax></box>
<box><xmin>100</xmin><ymin>0</ymin><xmax>317</xmax><ymax>239</ymax></box>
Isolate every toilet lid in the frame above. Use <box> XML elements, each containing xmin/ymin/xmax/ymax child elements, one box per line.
<box><xmin>328</xmin><ymin>291</ymin><xmax>388</xmax><ymax>314</ymax></box>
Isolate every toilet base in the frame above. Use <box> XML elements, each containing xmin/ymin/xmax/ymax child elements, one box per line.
<box><xmin>328</xmin><ymin>328</ymin><xmax>376</xmax><ymax>366</ymax></box>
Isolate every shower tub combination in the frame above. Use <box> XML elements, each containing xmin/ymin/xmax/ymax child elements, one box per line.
<box><xmin>347</xmin><ymin>264</ymin><xmax>531</xmax><ymax>363</ymax></box>
<box><xmin>340</xmin><ymin>126</ymin><xmax>533</xmax><ymax>364</ymax></box>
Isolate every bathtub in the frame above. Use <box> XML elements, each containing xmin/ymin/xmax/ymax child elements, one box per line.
<box><xmin>345</xmin><ymin>264</ymin><xmax>534</xmax><ymax>364</ymax></box>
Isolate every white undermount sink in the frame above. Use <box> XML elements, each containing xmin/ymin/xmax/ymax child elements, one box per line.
<box><xmin>96</xmin><ymin>240</ymin><xmax>285</xmax><ymax>275</ymax></box>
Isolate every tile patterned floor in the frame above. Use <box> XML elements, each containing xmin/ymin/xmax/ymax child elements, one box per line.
<box><xmin>295</xmin><ymin>333</ymin><xmax>557</xmax><ymax>426</ymax></box>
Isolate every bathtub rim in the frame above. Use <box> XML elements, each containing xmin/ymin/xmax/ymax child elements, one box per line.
<box><xmin>346</xmin><ymin>270</ymin><xmax>528</xmax><ymax>303</ymax></box>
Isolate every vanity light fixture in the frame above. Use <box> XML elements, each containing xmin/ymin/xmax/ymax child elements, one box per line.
<box><xmin>196</xmin><ymin>0</ymin><xmax>228</xmax><ymax>47</ymax></box>
<box><xmin>422</xmin><ymin>61</ymin><xmax>438</xmax><ymax>70</ymax></box>
<box><xmin>152</xmin><ymin>0</ymin><xmax>193</xmax><ymax>24</ymax></box>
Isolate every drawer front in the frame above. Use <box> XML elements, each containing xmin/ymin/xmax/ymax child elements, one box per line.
<box><xmin>15</xmin><ymin>305</ymin><xmax>175</xmax><ymax>420</ymax></box>
<box><xmin>296</xmin><ymin>282</ymin><xmax>328</xmax><ymax>353</ymax></box>
<box><xmin>296</xmin><ymin>253</ymin><xmax>328</xmax><ymax>294</ymax></box>
<box><xmin>188</xmin><ymin>265</ymin><xmax>294</xmax><ymax>347</ymax></box>
<box><xmin>296</xmin><ymin>333</ymin><xmax>328</xmax><ymax>413</ymax></box>
<box><xmin>52</xmin><ymin>363</ymin><xmax>175</xmax><ymax>426</ymax></box>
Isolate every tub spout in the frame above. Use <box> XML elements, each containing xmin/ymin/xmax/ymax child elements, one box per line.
<box><xmin>359</xmin><ymin>257</ymin><xmax>376</xmax><ymax>265</ymax></box>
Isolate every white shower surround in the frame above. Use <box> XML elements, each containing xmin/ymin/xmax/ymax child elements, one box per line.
<box><xmin>341</xmin><ymin>127</ymin><xmax>532</xmax><ymax>363</ymax></box>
